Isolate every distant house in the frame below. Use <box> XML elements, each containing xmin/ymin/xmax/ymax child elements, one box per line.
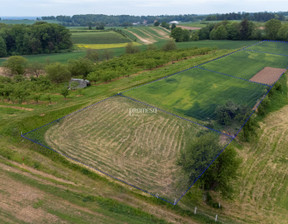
<box><xmin>169</xmin><ymin>21</ymin><xmax>179</xmax><ymax>25</ymax></box>
<box><xmin>69</xmin><ymin>78</ymin><xmax>90</xmax><ymax>90</ymax></box>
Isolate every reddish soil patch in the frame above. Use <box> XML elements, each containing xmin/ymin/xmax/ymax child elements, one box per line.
<box><xmin>177</xmin><ymin>26</ymin><xmax>201</xmax><ymax>31</ymax></box>
<box><xmin>250</xmin><ymin>67</ymin><xmax>286</xmax><ymax>85</ymax></box>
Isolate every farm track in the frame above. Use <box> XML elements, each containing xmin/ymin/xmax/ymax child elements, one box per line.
<box><xmin>45</xmin><ymin>96</ymin><xmax>200</xmax><ymax>200</ymax></box>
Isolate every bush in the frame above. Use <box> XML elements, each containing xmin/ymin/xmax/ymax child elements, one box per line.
<box><xmin>46</xmin><ymin>63</ymin><xmax>71</xmax><ymax>83</ymax></box>
<box><xmin>125</xmin><ymin>42</ymin><xmax>140</xmax><ymax>54</ymax></box>
<box><xmin>162</xmin><ymin>40</ymin><xmax>177</xmax><ymax>51</ymax></box>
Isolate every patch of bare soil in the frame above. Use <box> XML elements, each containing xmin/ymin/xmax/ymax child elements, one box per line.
<box><xmin>0</xmin><ymin>67</ymin><xmax>9</xmax><ymax>77</ymax></box>
<box><xmin>0</xmin><ymin>105</ymin><xmax>34</xmax><ymax>111</ymax></box>
<box><xmin>177</xmin><ymin>26</ymin><xmax>201</xmax><ymax>31</ymax></box>
<box><xmin>250</xmin><ymin>67</ymin><xmax>286</xmax><ymax>85</ymax></box>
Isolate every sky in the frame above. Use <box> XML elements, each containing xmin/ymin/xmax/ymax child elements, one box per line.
<box><xmin>0</xmin><ymin>0</ymin><xmax>287</xmax><ymax>17</ymax></box>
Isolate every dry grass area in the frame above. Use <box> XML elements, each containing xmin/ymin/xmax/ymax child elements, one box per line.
<box><xmin>250</xmin><ymin>67</ymin><xmax>286</xmax><ymax>85</ymax></box>
<box><xmin>218</xmin><ymin>105</ymin><xmax>288</xmax><ymax>224</ymax></box>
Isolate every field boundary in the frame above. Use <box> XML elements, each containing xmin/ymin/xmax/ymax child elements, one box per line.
<box><xmin>21</xmin><ymin>40</ymin><xmax>288</xmax><ymax>205</ymax></box>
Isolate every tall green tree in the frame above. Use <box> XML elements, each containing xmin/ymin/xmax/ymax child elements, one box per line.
<box><xmin>265</xmin><ymin>19</ymin><xmax>282</xmax><ymax>40</ymax></box>
<box><xmin>210</xmin><ymin>25</ymin><xmax>228</xmax><ymax>40</ymax></box>
<box><xmin>171</xmin><ymin>27</ymin><xmax>184</xmax><ymax>42</ymax></box>
<box><xmin>0</xmin><ymin>36</ymin><xmax>7</xmax><ymax>57</ymax></box>
<box><xmin>3</xmin><ymin>56</ymin><xmax>27</xmax><ymax>75</ymax></box>
<box><xmin>239</xmin><ymin>19</ymin><xmax>255</xmax><ymax>40</ymax></box>
<box><xmin>277</xmin><ymin>24</ymin><xmax>288</xmax><ymax>41</ymax></box>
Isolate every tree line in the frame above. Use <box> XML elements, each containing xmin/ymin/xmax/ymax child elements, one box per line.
<box><xmin>206</xmin><ymin>12</ymin><xmax>286</xmax><ymax>22</ymax></box>
<box><xmin>0</xmin><ymin>22</ymin><xmax>72</xmax><ymax>57</ymax></box>
<box><xmin>171</xmin><ymin>19</ymin><xmax>288</xmax><ymax>42</ymax></box>
<box><xmin>42</xmin><ymin>14</ymin><xmax>204</xmax><ymax>26</ymax></box>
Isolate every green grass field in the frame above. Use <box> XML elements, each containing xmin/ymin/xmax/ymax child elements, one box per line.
<box><xmin>123</xmin><ymin>68</ymin><xmax>267</xmax><ymax>129</ymax></box>
<box><xmin>71</xmin><ymin>31</ymin><xmax>131</xmax><ymax>44</ymax></box>
<box><xmin>200</xmin><ymin>50</ymin><xmax>288</xmax><ymax>79</ymax></box>
<box><xmin>247</xmin><ymin>41</ymin><xmax>288</xmax><ymax>55</ymax></box>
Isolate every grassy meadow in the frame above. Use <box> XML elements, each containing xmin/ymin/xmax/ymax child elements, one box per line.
<box><xmin>123</xmin><ymin>67</ymin><xmax>267</xmax><ymax>128</ymax></box>
<box><xmin>200</xmin><ymin>50</ymin><xmax>288</xmax><ymax>79</ymax></box>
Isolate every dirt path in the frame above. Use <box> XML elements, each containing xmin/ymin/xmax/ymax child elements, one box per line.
<box><xmin>126</xmin><ymin>30</ymin><xmax>155</xmax><ymax>44</ymax></box>
<box><xmin>0</xmin><ymin>105</ymin><xmax>34</xmax><ymax>111</ymax></box>
<box><xmin>177</xmin><ymin>26</ymin><xmax>201</xmax><ymax>31</ymax></box>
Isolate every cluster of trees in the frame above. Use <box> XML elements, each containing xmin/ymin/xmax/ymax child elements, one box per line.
<box><xmin>41</xmin><ymin>14</ymin><xmax>204</xmax><ymax>26</ymax></box>
<box><xmin>178</xmin><ymin>132</ymin><xmax>241</xmax><ymax>198</ymax></box>
<box><xmin>171</xmin><ymin>27</ymin><xmax>199</xmax><ymax>42</ymax></box>
<box><xmin>206</xmin><ymin>12</ymin><xmax>286</xmax><ymax>22</ymax></box>
<box><xmin>0</xmin><ymin>22</ymin><xmax>72</xmax><ymax>57</ymax></box>
<box><xmin>171</xmin><ymin>19</ymin><xmax>288</xmax><ymax>42</ymax></box>
<box><xmin>153</xmin><ymin>21</ymin><xmax>170</xmax><ymax>29</ymax></box>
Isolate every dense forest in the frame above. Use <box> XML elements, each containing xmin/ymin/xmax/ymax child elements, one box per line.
<box><xmin>205</xmin><ymin>12</ymin><xmax>286</xmax><ymax>22</ymax></box>
<box><xmin>171</xmin><ymin>19</ymin><xmax>288</xmax><ymax>42</ymax></box>
<box><xmin>0</xmin><ymin>22</ymin><xmax>72</xmax><ymax>56</ymax></box>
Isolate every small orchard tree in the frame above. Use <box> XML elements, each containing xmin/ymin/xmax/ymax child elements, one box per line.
<box><xmin>61</xmin><ymin>86</ymin><xmax>69</xmax><ymax>99</ymax></box>
<box><xmin>4</xmin><ymin>56</ymin><xmax>28</xmax><ymax>75</ymax></box>
<box><xmin>28</xmin><ymin>62</ymin><xmax>44</xmax><ymax>78</ymax></box>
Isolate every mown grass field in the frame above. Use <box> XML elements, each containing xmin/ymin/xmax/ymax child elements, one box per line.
<box><xmin>71</xmin><ymin>31</ymin><xmax>132</xmax><ymax>44</ymax></box>
<box><xmin>24</xmin><ymin>96</ymin><xmax>226</xmax><ymax>203</ymax></box>
<box><xmin>200</xmin><ymin>49</ymin><xmax>288</xmax><ymax>79</ymax></box>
